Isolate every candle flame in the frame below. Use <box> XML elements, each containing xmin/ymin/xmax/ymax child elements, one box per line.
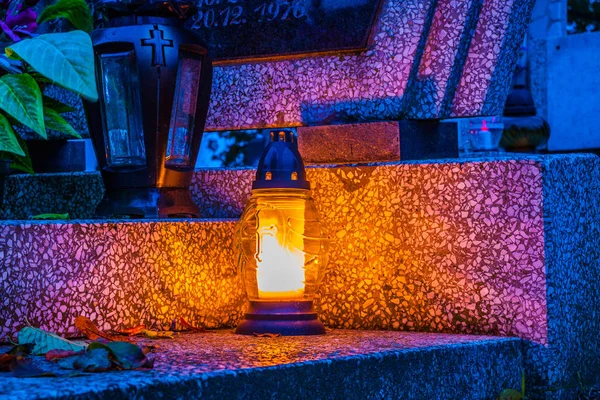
<box><xmin>256</xmin><ymin>229</ymin><xmax>305</xmax><ymax>299</ymax></box>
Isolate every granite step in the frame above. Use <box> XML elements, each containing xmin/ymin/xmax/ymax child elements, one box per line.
<box><xmin>0</xmin><ymin>330</ymin><xmax>523</xmax><ymax>400</ymax></box>
<box><xmin>1</xmin><ymin>154</ymin><xmax>599</xmax><ymax>399</ymax></box>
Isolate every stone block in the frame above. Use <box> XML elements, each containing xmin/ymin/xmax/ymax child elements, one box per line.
<box><xmin>297</xmin><ymin>120</ymin><xmax>458</xmax><ymax>164</ymax></box>
<box><xmin>545</xmin><ymin>32</ymin><xmax>600</xmax><ymax>151</ymax></box>
<box><xmin>206</xmin><ymin>0</ymin><xmax>535</xmax><ymax>131</ymax></box>
<box><xmin>0</xmin><ymin>172</ymin><xmax>103</xmax><ymax>220</ymax></box>
<box><xmin>0</xmin><ymin>331</ymin><xmax>523</xmax><ymax>400</ymax></box>
<box><xmin>451</xmin><ymin>0</ymin><xmax>535</xmax><ymax>117</ymax></box>
<box><xmin>1</xmin><ymin>154</ymin><xmax>598</xmax><ymax>398</ymax></box>
<box><xmin>298</xmin><ymin>122</ymin><xmax>400</xmax><ymax>164</ymax></box>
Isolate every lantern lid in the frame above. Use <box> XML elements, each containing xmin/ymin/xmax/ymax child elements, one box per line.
<box><xmin>99</xmin><ymin>0</ymin><xmax>196</xmax><ymax>19</ymax></box>
<box><xmin>253</xmin><ymin>130</ymin><xmax>310</xmax><ymax>190</ymax></box>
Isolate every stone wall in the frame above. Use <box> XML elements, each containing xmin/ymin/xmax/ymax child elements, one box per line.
<box><xmin>1</xmin><ymin>154</ymin><xmax>599</xmax><ymax>398</ymax></box>
<box><xmin>206</xmin><ymin>0</ymin><xmax>535</xmax><ymax>130</ymax></box>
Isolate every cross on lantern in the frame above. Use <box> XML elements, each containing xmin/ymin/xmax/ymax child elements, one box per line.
<box><xmin>141</xmin><ymin>27</ymin><xmax>173</xmax><ymax>67</ymax></box>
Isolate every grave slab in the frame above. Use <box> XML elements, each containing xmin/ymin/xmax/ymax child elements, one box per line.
<box><xmin>0</xmin><ymin>330</ymin><xmax>523</xmax><ymax>400</ymax></box>
<box><xmin>1</xmin><ymin>154</ymin><xmax>598</xmax><ymax>399</ymax></box>
<box><xmin>206</xmin><ymin>0</ymin><xmax>535</xmax><ymax>131</ymax></box>
<box><xmin>297</xmin><ymin>120</ymin><xmax>458</xmax><ymax>164</ymax></box>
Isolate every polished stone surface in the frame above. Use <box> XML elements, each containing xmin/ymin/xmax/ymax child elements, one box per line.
<box><xmin>0</xmin><ymin>330</ymin><xmax>523</xmax><ymax>400</ymax></box>
<box><xmin>206</xmin><ymin>0</ymin><xmax>535</xmax><ymax>130</ymax></box>
<box><xmin>187</xmin><ymin>0</ymin><xmax>384</xmax><ymax>61</ymax></box>
<box><xmin>297</xmin><ymin>120</ymin><xmax>458</xmax><ymax>164</ymax></box>
<box><xmin>1</xmin><ymin>154</ymin><xmax>599</xmax><ymax>399</ymax></box>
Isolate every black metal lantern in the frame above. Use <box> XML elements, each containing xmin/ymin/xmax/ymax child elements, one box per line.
<box><xmin>83</xmin><ymin>0</ymin><xmax>212</xmax><ymax>218</ymax></box>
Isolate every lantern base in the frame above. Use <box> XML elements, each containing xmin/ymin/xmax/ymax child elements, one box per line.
<box><xmin>95</xmin><ymin>188</ymin><xmax>200</xmax><ymax>219</ymax></box>
<box><xmin>235</xmin><ymin>301</ymin><xmax>326</xmax><ymax>336</ymax></box>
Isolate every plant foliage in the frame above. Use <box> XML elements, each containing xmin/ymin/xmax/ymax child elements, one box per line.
<box><xmin>0</xmin><ymin>0</ymin><xmax>95</xmax><ymax>174</ymax></box>
<box><xmin>37</xmin><ymin>0</ymin><xmax>93</xmax><ymax>33</ymax></box>
<box><xmin>7</xmin><ymin>31</ymin><xmax>98</xmax><ymax>102</ymax></box>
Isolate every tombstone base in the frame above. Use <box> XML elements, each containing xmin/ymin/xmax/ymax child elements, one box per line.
<box><xmin>297</xmin><ymin>120</ymin><xmax>458</xmax><ymax>164</ymax></box>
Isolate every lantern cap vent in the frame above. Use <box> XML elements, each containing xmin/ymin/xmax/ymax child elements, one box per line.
<box><xmin>253</xmin><ymin>130</ymin><xmax>310</xmax><ymax>190</ymax></box>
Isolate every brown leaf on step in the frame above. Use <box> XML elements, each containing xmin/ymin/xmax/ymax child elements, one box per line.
<box><xmin>74</xmin><ymin>316</ymin><xmax>121</xmax><ymax>342</ymax></box>
<box><xmin>0</xmin><ymin>354</ymin><xmax>16</xmax><ymax>372</ymax></box>
<box><xmin>11</xmin><ymin>356</ymin><xmax>56</xmax><ymax>378</ymax></box>
<box><xmin>179</xmin><ymin>317</ymin><xmax>206</xmax><ymax>332</ymax></box>
<box><xmin>252</xmin><ymin>333</ymin><xmax>281</xmax><ymax>338</ymax></box>
<box><xmin>117</xmin><ymin>325</ymin><xmax>146</xmax><ymax>336</ymax></box>
<box><xmin>46</xmin><ymin>349</ymin><xmax>84</xmax><ymax>362</ymax></box>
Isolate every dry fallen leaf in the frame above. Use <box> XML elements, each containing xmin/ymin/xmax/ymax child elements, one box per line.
<box><xmin>72</xmin><ymin>348</ymin><xmax>113</xmax><ymax>372</ymax></box>
<box><xmin>143</xmin><ymin>330</ymin><xmax>174</xmax><ymax>339</ymax></box>
<box><xmin>89</xmin><ymin>342</ymin><xmax>153</xmax><ymax>370</ymax></box>
<box><xmin>252</xmin><ymin>333</ymin><xmax>282</xmax><ymax>338</ymax></box>
<box><xmin>117</xmin><ymin>325</ymin><xmax>146</xmax><ymax>336</ymax></box>
<box><xmin>74</xmin><ymin>316</ymin><xmax>122</xmax><ymax>342</ymax></box>
<box><xmin>0</xmin><ymin>354</ymin><xmax>15</xmax><ymax>372</ymax></box>
<box><xmin>46</xmin><ymin>349</ymin><xmax>84</xmax><ymax>362</ymax></box>
<box><xmin>18</xmin><ymin>327</ymin><xmax>86</xmax><ymax>355</ymax></box>
<box><xmin>179</xmin><ymin>317</ymin><xmax>206</xmax><ymax>332</ymax></box>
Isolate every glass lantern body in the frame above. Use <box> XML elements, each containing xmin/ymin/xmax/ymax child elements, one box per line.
<box><xmin>236</xmin><ymin>188</ymin><xmax>329</xmax><ymax>302</ymax></box>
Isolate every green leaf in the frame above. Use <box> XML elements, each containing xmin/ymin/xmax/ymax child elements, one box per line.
<box><xmin>7</xmin><ymin>31</ymin><xmax>98</xmax><ymax>102</ymax></box>
<box><xmin>31</xmin><ymin>213</ymin><xmax>70</xmax><ymax>220</ymax></box>
<box><xmin>497</xmin><ymin>389</ymin><xmax>524</xmax><ymax>400</ymax></box>
<box><xmin>43</xmin><ymin>96</ymin><xmax>76</xmax><ymax>113</ymax></box>
<box><xmin>44</xmin><ymin>107</ymin><xmax>81</xmax><ymax>138</ymax></box>
<box><xmin>0</xmin><ymin>113</ymin><xmax>25</xmax><ymax>156</ymax></box>
<box><xmin>37</xmin><ymin>0</ymin><xmax>93</xmax><ymax>33</ymax></box>
<box><xmin>3</xmin><ymin>135</ymin><xmax>33</xmax><ymax>174</ymax></box>
<box><xmin>88</xmin><ymin>341</ymin><xmax>150</xmax><ymax>370</ymax></box>
<box><xmin>0</xmin><ymin>74</ymin><xmax>45</xmax><ymax>139</ymax></box>
<box><xmin>72</xmin><ymin>348</ymin><xmax>112</xmax><ymax>372</ymax></box>
<box><xmin>18</xmin><ymin>327</ymin><xmax>87</xmax><ymax>355</ymax></box>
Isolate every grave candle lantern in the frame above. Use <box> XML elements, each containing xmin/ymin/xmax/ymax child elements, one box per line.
<box><xmin>83</xmin><ymin>0</ymin><xmax>212</xmax><ymax>218</ymax></box>
<box><xmin>235</xmin><ymin>130</ymin><xmax>329</xmax><ymax>336</ymax></box>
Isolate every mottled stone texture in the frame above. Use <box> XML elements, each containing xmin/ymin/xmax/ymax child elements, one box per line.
<box><xmin>0</xmin><ymin>172</ymin><xmax>103</xmax><ymax>220</ymax></box>
<box><xmin>2</xmin><ymin>158</ymin><xmax>549</xmax><ymax>345</ymax></box>
<box><xmin>1</xmin><ymin>154</ymin><xmax>599</xmax><ymax>399</ymax></box>
<box><xmin>451</xmin><ymin>0</ymin><xmax>535</xmax><ymax>117</ymax></box>
<box><xmin>206</xmin><ymin>0</ymin><xmax>535</xmax><ymax>131</ymax></box>
<box><xmin>528</xmin><ymin>155</ymin><xmax>600</xmax><ymax>399</ymax></box>
<box><xmin>297</xmin><ymin>120</ymin><xmax>458</xmax><ymax>164</ymax></box>
<box><xmin>0</xmin><ymin>330</ymin><xmax>523</xmax><ymax>400</ymax></box>
<box><xmin>297</xmin><ymin>122</ymin><xmax>401</xmax><ymax>164</ymax></box>
<box><xmin>0</xmin><ymin>220</ymin><xmax>245</xmax><ymax>341</ymax></box>
<box><xmin>404</xmin><ymin>0</ymin><xmax>481</xmax><ymax>118</ymax></box>
<box><xmin>194</xmin><ymin>158</ymin><xmax>549</xmax><ymax>344</ymax></box>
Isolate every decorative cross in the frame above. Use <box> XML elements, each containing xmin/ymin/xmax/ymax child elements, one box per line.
<box><xmin>141</xmin><ymin>27</ymin><xmax>173</xmax><ymax>67</ymax></box>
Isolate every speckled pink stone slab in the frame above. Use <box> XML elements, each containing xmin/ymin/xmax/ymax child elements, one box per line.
<box><xmin>206</xmin><ymin>0</ymin><xmax>534</xmax><ymax>130</ymax></box>
<box><xmin>193</xmin><ymin>158</ymin><xmax>548</xmax><ymax>344</ymax></box>
<box><xmin>1</xmin><ymin>159</ymin><xmax>547</xmax><ymax>346</ymax></box>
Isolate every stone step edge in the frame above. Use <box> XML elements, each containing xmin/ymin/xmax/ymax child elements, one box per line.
<box><xmin>0</xmin><ymin>332</ymin><xmax>524</xmax><ymax>400</ymax></box>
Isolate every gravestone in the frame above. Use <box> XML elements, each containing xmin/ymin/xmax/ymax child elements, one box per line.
<box><xmin>186</xmin><ymin>0</ymin><xmax>384</xmax><ymax>62</ymax></box>
<box><xmin>205</xmin><ymin>0</ymin><xmax>536</xmax><ymax>163</ymax></box>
